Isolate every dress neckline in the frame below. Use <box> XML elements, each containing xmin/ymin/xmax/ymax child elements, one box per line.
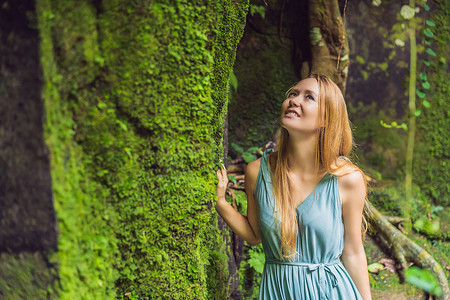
<box><xmin>262</xmin><ymin>150</ymin><xmax>330</xmax><ymax>211</ymax></box>
<box><xmin>295</xmin><ymin>172</ymin><xmax>329</xmax><ymax>210</ymax></box>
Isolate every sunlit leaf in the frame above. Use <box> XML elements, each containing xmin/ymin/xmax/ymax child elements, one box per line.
<box><xmin>400</xmin><ymin>5</ymin><xmax>415</xmax><ymax>19</ymax></box>
<box><xmin>372</xmin><ymin>0</ymin><xmax>381</xmax><ymax>7</ymax></box>
<box><xmin>419</xmin><ymin>72</ymin><xmax>428</xmax><ymax>81</ymax></box>
<box><xmin>405</xmin><ymin>266</ymin><xmax>442</xmax><ymax>296</ymax></box>
<box><xmin>416</xmin><ymin>89</ymin><xmax>426</xmax><ymax>99</ymax></box>
<box><xmin>395</xmin><ymin>39</ymin><xmax>405</xmax><ymax>47</ymax></box>
<box><xmin>425</xmin><ymin>20</ymin><xmax>436</xmax><ymax>27</ymax></box>
<box><xmin>426</xmin><ymin>48</ymin><xmax>437</xmax><ymax>56</ymax></box>
<box><xmin>423</xmin><ymin>100</ymin><xmax>431</xmax><ymax>108</ymax></box>
<box><xmin>248</xmin><ymin>251</ymin><xmax>265</xmax><ymax>274</ymax></box>
<box><xmin>424</xmin><ymin>28</ymin><xmax>434</xmax><ymax>38</ymax></box>
<box><xmin>229</xmin><ymin>70</ymin><xmax>238</xmax><ymax>92</ymax></box>
<box><xmin>414</xmin><ymin>109</ymin><xmax>422</xmax><ymax>117</ymax></box>
<box><xmin>413</xmin><ymin>216</ymin><xmax>440</xmax><ymax>236</ymax></box>
<box><xmin>242</xmin><ymin>152</ymin><xmax>257</xmax><ymax>163</ymax></box>
<box><xmin>401</xmin><ymin>123</ymin><xmax>408</xmax><ymax>131</ymax></box>
<box><xmin>247</xmin><ymin>147</ymin><xmax>260</xmax><ymax>153</ymax></box>
<box><xmin>368</xmin><ymin>263</ymin><xmax>384</xmax><ymax>273</ymax></box>
<box><xmin>380</xmin><ymin>120</ymin><xmax>391</xmax><ymax>128</ymax></box>
<box><xmin>228</xmin><ymin>175</ymin><xmax>237</xmax><ymax>184</ymax></box>
<box><xmin>422</xmin><ymin>81</ymin><xmax>431</xmax><ymax>90</ymax></box>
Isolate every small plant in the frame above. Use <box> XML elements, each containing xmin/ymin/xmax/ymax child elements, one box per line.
<box><xmin>405</xmin><ymin>266</ymin><xmax>443</xmax><ymax>297</ymax></box>
<box><xmin>231</xmin><ymin>142</ymin><xmax>262</xmax><ymax>163</ymax></box>
<box><xmin>247</xmin><ymin>244</ymin><xmax>265</xmax><ymax>274</ymax></box>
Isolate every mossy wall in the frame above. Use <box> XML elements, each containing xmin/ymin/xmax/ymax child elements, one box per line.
<box><xmin>0</xmin><ymin>1</ymin><xmax>57</xmax><ymax>299</ymax></box>
<box><xmin>37</xmin><ymin>0</ymin><xmax>248</xmax><ymax>298</ymax></box>
<box><xmin>413</xmin><ymin>0</ymin><xmax>449</xmax><ymax>207</ymax></box>
<box><xmin>229</xmin><ymin>0</ymin><xmax>300</xmax><ymax>153</ymax></box>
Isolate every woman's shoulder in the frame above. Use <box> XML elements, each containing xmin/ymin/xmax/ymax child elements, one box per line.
<box><xmin>336</xmin><ymin>163</ymin><xmax>366</xmax><ymax>207</ymax></box>
<box><xmin>334</xmin><ymin>158</ymin><xmax>366</xmax><ymax>192</ymax></box>
<box><xmin>337</xmin><ymin>169</ymin><xmax>365</xmax><ymax>189</ymax></box>
<box><xmin>245</xmin><ymin>157</ymin><xmax>261</xmax><ymax>185</ymax></box>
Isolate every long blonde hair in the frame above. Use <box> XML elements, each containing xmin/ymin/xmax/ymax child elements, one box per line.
<box><xmin>269</xmin><ymin>73</ymin><xmax>371</xmax><ymax>259</ymax></box>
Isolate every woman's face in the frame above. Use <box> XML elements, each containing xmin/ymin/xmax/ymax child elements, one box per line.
<box><xmin>280</xmin><ymin>78</ymin><xmax>320</xmax><ymax>135</ymax></box>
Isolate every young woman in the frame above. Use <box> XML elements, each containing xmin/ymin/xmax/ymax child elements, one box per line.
<box><xmin>215</xmin><ymin>74</ymin><xmax>372</xmax><ymax>299</ymax></box>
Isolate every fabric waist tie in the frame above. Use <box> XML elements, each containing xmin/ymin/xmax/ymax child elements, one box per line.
<box><xmin>265</xmin><ymin>258</ymin><xmax>341</xmax><ymax>300</ymax></box>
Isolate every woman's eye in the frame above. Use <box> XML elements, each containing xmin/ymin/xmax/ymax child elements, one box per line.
<box><xmin>288</xmin><ymin>92</ymin><xmax>297</xmax><ymax>97</ymax></box>
<box><xmin>306</xmin><ymin>95</ymin><xmax>315</xmax><ymax>101</ymax></box>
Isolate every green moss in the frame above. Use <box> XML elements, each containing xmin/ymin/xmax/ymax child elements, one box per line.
<box><xmin>413</xmin><ymin>0</ymin><xmax>449</xmax><ymax>207</ymax></box>
<box><xmin>229</xmin><ymin>28</ymin><xmax>298</xmax><ymax>154</ymax></box>
<box><xmin>37</xmin><ymin>1</ymin><xmax>120</xmax><ymax>298</ymax></box>
<box><xmin>0</xmin><ymin>253</ymin><xmax>56</xmax><ymax>300</ymax></box>
<box><xmin>37</xmin><ymin>0</ymin><xmax>249</xmax><ymax>298</ymax></box>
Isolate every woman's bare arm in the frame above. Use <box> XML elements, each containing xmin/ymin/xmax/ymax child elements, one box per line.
<box><xmin>215</xmin><ymin>159</ymin><xmax>261</xmax><ymax>246</ymax></box>
<box><xmin>339</xmin><ymin>170</ymin><xmax>372</xmax><ymax>300</ymax></box>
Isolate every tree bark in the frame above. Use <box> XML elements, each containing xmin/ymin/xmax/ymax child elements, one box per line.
<box><xmin>307</xmin><ymin>0</ymin><xmax>349</xmax><ymax>92</ymax></box>
<box><xmin>369</xmin><ymin>203</ymin><xmax>449</xmax><ymax>300</ymax></box>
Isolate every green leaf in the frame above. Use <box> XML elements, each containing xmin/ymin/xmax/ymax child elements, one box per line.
<box><xmin>391</xmin><ymin>121</ymin><xmax>398</xmax><ymax>126</ymax></box>
<box><xmin>380</xmin><ymin>120</ymin><xmax>391</xmax><ymax>128</ymax></box>
<box><xmin>426</xmin><ymin>20</ymin><xmax>436</xmax><ymax>27</ymax></box>
<box><xmin>422</xmin><ymin>3</ymin><xmax>430</xmax><ymax>11</ymax></box>
<box><xmin>116</xmin><ymin>120</ymin><xmax>128</xmax><ymax>131</ymax></box>
<box><xmin>422</xmin><ymin>81</ymin><xmax>431</xmax><ymax>90</ymax></box>
<box><xmin>423</xmin><ymin>100</ymin><xmax>431</xmax><ymax>108</ymax></box>
<box><xmin>250</xmin><ymin>5</ymin><xmax>266</xmax><ymax>19</ymax></box>
<box><xmin>368</xmin><ymin>263</ymin><xmax>384</xmax><ymax>273</ymax></box>
<box><xmin>419</xmin><ymin>72</ymin><xmax>428</xmax><ymax>81</ymax></box>
<box><xmin>400</xmin><ymin>5</ymin><xmax>415</xmax><ymax>19</ymax></box>
<box><xmin>229</xmin><ymin>70</ymin><xmax>238</xmax><ymax>92</ymax></box>
<box><xmin>424</xmin><ymin>28</ymin><xmax>434</xmax><ymax>38</ymax></box>
<box><xmin>405</xmin><ymin>266</ymin><xmax>442</xmax><ymax>296</ymax></box>
<box><xmin>228</xmin><ymin>175</ymin><xmax>237</xmax><ymax>184</ymax></box>
<box><xmin>426</xmin><ymin>48</ymin><xmax>437</xmax><ymax>57</ymax></box>
<box><xmin>422</xmin><ymin>59</ymin><xmax>431</xmax><ymax>66</ymax></box>
<box><xmin>248</xmin><ymin>251</ymin><xmax>265</xmax><ymax>274</ymax></box>
<box><xmin>416</xmin><ymin>89</ymin><xmax>426</xmax><ymax>99</ymax></box>
<box><xmin>231</xmin><ymin>142</ymin><xmax>244</xmax><ymax>154</ymax></box>
<box><xmin>356</xmin><ymin>55</ymin><xmax>365</xmax><ymax>64</ymax></box>
<box><xmin>246</xmin><ymin>146</ymin><xmax>260</xmax><ymax>153</ymax></box>
<box><xmin>413</xmin><ymin>216</ymin><xmax>440</xmax><ymax>236</ymax></box>
<box><xmin>414</xmin><ymin>109</ymin><xmax>422</xmax><ymax>117</ymax></box>
<box><xmin>242</xmin><ymin>152</ymin><xmax>257</xmax><ymax>163</ymax></box>
<box><xmin>401</xmin><ymin>123</ymin><xmax>408</xmax><ymax>131</ymax></box>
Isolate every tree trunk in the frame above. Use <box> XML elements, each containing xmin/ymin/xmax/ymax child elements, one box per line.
<box><xmin>0</xmin><ymin>1</ymin><xmax>57</xmax><ymax>298</ymax></box>
<box><xmin>307</xmin><ymin>0</ymin><xmax>349</xmax><ymax>92</ymax></box>
<box><xmin>369</xmin><ymin>203</ymin><xmax>449</xmax><ymax>300</ymax></box>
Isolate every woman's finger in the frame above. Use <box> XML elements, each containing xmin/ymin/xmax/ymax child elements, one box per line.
<box><xmin>216</xmin><ymin>169</ymin><xmax>223</xmax><ymax>180</ymax></box>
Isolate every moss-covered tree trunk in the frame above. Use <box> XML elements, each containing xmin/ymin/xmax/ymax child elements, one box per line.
<box><xmin>0</xmin><ymin>1</ymin><xmax>57</xmax><ymax>297</ymax></box>
<box><xmin>1</xmin><ymin>0</ymin><xmax>249</xmax><ymax>299</ymax></box>
<box><xmin>307</xmin><ymin>0</ymin><xmax>349</xmax><ymax>92</ymax></box>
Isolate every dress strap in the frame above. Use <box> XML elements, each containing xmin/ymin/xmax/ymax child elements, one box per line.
<box><xmin>260</xmin><ymin>149</ymin><xmax>273</xmax><ymax>184</ymax></box>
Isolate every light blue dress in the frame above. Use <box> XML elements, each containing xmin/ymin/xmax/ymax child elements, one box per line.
<box><xmin>254</xmin><ymin>150</ymin><xmax>363</xmax><ymax>300</ymax></box>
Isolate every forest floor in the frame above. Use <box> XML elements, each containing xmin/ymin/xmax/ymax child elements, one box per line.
<box><xmin>365</xmin><ymin>210</ymin><xmax>449</xmax><ymax>300</ymax></box>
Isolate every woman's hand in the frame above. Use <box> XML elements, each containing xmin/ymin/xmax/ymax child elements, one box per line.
<box><xmin>216</xmin><ymin>162</ymin><xmax>229</xmax><ymax>201</ymax></box>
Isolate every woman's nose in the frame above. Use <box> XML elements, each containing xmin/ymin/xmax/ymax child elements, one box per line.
<box><xmin>289</xmin><ymin>96</ymin><xmax>300</xmax><ymax>107</ymax></box>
